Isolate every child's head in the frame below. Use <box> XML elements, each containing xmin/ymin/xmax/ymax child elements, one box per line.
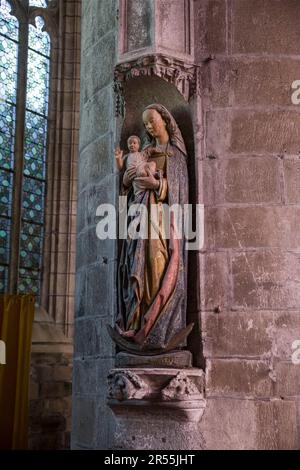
<box><xmin>127</xmin><ymin>135</ymin><xmax>141</xmax><ymax>153</ymax></box>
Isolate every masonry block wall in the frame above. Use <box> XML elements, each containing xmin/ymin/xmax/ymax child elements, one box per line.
<box><xmin>72</xmin><ymin>0</ymin><xmax>118</xmax><ymax>450</ymax></box>
<box><xmin>197</xmin><ymin>0</ymin><xmax>300</xmax><ymax>449</ymax></box>
<box><xmin>29</xmin><ymin>351</ymin><xmax>72</xmax><ymax>450</ymax></box>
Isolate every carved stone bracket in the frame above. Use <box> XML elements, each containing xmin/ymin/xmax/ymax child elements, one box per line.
<box><xmin>113</xmin><ymin>54</ymin><xmax>202</xmax><ymax>116</ymax></box>
<box><xmin>107</xmin><ymin>367</ymin><xmax>206</xmax><ymax>422</ymax></box>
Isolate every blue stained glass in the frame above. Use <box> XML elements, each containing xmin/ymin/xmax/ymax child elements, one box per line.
<box><xmin>23</xmin><ymin>176</ymin><xmax>45</xmax><ymax>197</ymax></box>
<box><xmin>0</xmin><ymin>101</ymin><xmax>16</xmax><ymax>168</ymax></box>
<box><xmin>29</xmin><ymin>0</ymin><xmax>48</xmax><ymax>8</ymax></box>
<box><xmin>0</xmin><ymin>0</ymin><xmax>19</xmax><ymax>41</ymax></box>
<box><xmin>21</xmin><ymin>220</ymin><xmax>44</xmax><ymax>239</ymax></box>
<box><xmin>0</xmin><ymin>36</ymin><xmax>18</xmax><ymax>104</ymax></box>
<box><xmin>22</xmin><ymin>25</ymin><xmax>49</xmax><ymax>296</ymax></box>
<box><xmin>18</xmin><ymin>267</ymin><xmax>40</xmax><ymax>294</ymax></box>
<box><xmin>26</xmin><ymin>49</ymin><xmax>50</xmax><ymax>115</ymax></box>
<box><xmin>0</xmin><ymin>0</ymin><xmax>18</xmax><ymax>292</ymax></box>
<box><xmin>29</xmin><ymin>16</ymin><xmax>50</xmax><ymax>57</ymax></box>
<box><xmin>0</xmin><ymin>101</ymin><xmax>15</xmax><ymax>134</ymax></box>
<box><xmin>0</xmin><ymin>265</ymin><xmax>8</xmax><ymax>292</ymax></box>
<box><xmin>19</xmin><ymin>219</ymin><xmax>43</xmax><ymax>270</ymax></box>
<box><xmin>0</xmin><ymin>168</ymin><xmax>13</xmax><ymax>217</ymax></box>
<box><xmin>24</xmin><ymin>111</ymin><xmax>47</xmax><ymax>179</ymax></box>
<box><xmin>0</xmin><ymin>216</ymin><xmax>10</xmax><ymax>264</ymax></box>
<box><xmin>24</xmin><ymin>154</ymin><xmax>45</xmax><ymax>180</ymax></box>
<box><xmin>22</xmin><ymin>178</ymin><xmax>45</xmax><ymax>224</ymax></box>
<box><xmin>0</xmin><ymin>3</ymin><xmax>51</xmax><ymax>296</ymax></box>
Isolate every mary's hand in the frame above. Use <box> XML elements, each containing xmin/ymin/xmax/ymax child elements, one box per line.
<box><xmin>125</xmin><ymin>166</ymin><xmax>136</xmax><ymax>180</ymax></box>
<box><xmin>134</xmin><ymin>169</ymin><xmax>159</xmax><ymax>191</ymax></box>
<box><xmin>123</xmin><ymin>166</ymin><xmax>136</xmax><ymax>187</ymax></box>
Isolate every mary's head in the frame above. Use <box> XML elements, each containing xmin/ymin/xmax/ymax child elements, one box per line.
<box><xmin>142</xmin><ymin>104</ymin><xmax>176</xmax><ymax>142</ymax></box>
<box><xmin>142</xmin><ymin>104</ymin><xmax>187</xmax><ymax>156</ymax></box>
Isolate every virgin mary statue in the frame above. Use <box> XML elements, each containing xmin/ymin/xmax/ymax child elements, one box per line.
<box><xmin>113</xmin><ymin>104</ymin><xmax>191</xmax><ymax>353</ymax></box>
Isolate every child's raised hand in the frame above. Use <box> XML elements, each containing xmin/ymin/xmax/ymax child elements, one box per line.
<box><xmin>115</xmin><ymin>146</ymin><xmax>123</xmax><ymax>160</ymax></box>
<box><xmin>115</xmin><ymin>146</ymin><xmax>124</xmax><ymax>171</ymax></box>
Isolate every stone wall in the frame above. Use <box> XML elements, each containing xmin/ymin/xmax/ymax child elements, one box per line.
<box><xmin>72</xmin><ymin>0</ymin><xmax>118</xmax><ymax>450</ymax></box>
<box><xmin>29</xmin><ymin>351</ymin><xmax>72</xmax><ymax>450</ymax></box>
<box><xmin>28</xmin><ymin>306</ymin><xmax>73</xmax><ymax>450</ymax></box>
<box><xmin>197</xmin><ymin>0</ymin><xmax>300</xmax><ymax>449</ymax></box>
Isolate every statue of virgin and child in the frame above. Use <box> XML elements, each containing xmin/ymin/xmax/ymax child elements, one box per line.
<box><xmin>109</xmin><ymin>104</ymin><xmax>193</xmax><ymax>355</ymax></box>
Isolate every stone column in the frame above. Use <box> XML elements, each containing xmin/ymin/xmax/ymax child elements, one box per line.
<box><xmin>72</xmin><ymin>0</ymin><xmax>118</xmax><ymax>449</ymax></box>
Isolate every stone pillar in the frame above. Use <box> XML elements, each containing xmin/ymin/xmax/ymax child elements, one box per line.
<box><xmin>72</xmin><ymin>0</ymin><xmax>118</xmax><ymax>449</ymax></box>
<box><xmin>118</xmin><ymin>0</ymin><xmax>194</xmax><ymax>62</ymax></box>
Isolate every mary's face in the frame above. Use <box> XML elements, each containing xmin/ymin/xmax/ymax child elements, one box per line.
<box><xmin>143</xmin><ymin>109</ymin><xmax>167</xmax><ymax>138</ymax></box>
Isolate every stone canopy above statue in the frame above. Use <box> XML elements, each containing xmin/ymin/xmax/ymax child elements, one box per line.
<box><xmin>118</xmin><ymin>0</ymin><xmax>194</xmax><ymax>63</ymax></box>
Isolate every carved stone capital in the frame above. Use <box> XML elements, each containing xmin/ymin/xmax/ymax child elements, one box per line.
<box><xmin>107</xmin><ymin>367</ymin><xmax>206</xmax><ymax>422</ymax></box>
<box><xmin>113</xmin><ymin>54</ymin><xmax>202</xmax><ymax>116</ymax></box>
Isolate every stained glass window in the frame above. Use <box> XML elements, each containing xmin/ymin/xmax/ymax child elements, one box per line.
<box><xmin>0</xmin><ymin>0</ymin><xmax>18</xmax><ymax>292</ymax></box>
<box><xmin>18</xmin><ymin>16</ymin><xmax>50</xmax><ymax>295</ymax></box>
<box><xmin>29</xmin><ymin>0</ymin><xmax>48</xmax><ymax>7</ymax></box>
<box><xmin>0</xmin><ymin>0</ymin><xmax>51</xmax><ymax>297</ymax></box>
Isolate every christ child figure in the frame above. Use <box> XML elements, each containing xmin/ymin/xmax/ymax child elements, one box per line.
<box><xmin>114</xmin><ymin>135</ymin><xmax>161</xmax><ymax>197</ymax></box>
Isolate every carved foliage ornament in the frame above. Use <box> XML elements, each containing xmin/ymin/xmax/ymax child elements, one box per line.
<box><xmin>161</xmin><ymin>371</ymin><xmax>201</xmax><ymax>401</ymax></box>
<box><xmin>114</xmin><ymin>55</ymin><xmax>202</xmax><ymax>116</ymax></box>
<box><xmin>107</xmin><ymin>370</ymin><xmax>203</xmax><ymax>402</ymax></box>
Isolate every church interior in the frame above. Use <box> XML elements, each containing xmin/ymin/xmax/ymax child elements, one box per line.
<box><xmin>0</xmin><ymin>0</ymin><xmax>300</xmax><ymax>451</ymax></box>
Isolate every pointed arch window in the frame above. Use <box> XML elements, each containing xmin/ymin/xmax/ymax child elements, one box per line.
<box><xmin>0</xmin><ymin>0</ymin><xmax>53</xmax><ymax>297</ymax></box>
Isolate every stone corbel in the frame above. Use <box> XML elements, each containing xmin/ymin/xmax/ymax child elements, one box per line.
<box><xmin>113</xmin><ymin>54</ymin><xmax>202</xmax><ymax>116</ymax></box>
<box><xmin>107</xmin><ymin>368</ymin><xmax>206</xmax><ymax>423</ymax></box>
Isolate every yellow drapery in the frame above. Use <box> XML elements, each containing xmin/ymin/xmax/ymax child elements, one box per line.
<box><xmin>0</xmin><ymin>294</ymin><xmax>35</xmax><ymax>449</ymax></box>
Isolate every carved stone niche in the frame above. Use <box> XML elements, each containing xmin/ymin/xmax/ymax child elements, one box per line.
<box><xmin>107</xmin><ymin>368</ymin><xmax>206</xmax><ymax>423</ymax></box>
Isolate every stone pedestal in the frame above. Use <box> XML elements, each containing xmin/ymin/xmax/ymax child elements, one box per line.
<box><xmin>115</xmin><ymin>350</ymin><xmax>193</xmax><ymax>368</ymax></box>
<box><xmin>107</xmin><ymin>366</ymin><xmax>206</xmax><ymax>450</ymax></box>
